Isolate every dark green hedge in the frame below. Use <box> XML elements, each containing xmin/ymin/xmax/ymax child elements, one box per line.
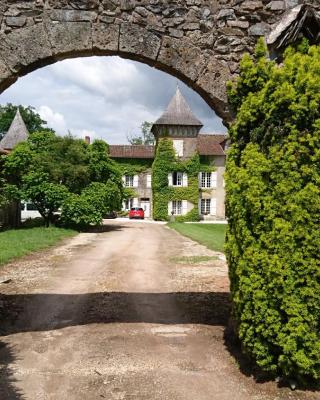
<box><xmin>226</xmin><ymin>40</ymin><xmax>320</xmax><ymax>382</ymax></box>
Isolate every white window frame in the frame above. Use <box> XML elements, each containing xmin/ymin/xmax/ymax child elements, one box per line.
<box><xmin>173</xmin><ymin>140</ymin><xmax>184</xmax><ymax>157</ymax></box>
<box><xmin>200</xmin><ymin>199</ymin><xmax>211</xmax><ymax>215</ymax></box>
<box><xmin>199</xmin><ymin>172</ymin><xmax>217</xmax><ymax>189</ymax></box>
<box><xmin>172</xmin><ymin>172</ymin><xmax>183</xmax><ymax>187</ymax></box>
<box><xmin>124</xmin><ymin>175</ymin><xmax>134</xmax><ymax>187</ymax></box>
<box><xmin>124</xmin><ymin>198</ymin><xmax>134</xmax><ymax>211</ymax></box>
<box><xmin>172</xmin><ymin>200</ymin><xmax>182</xmax><ymax>215</ymax></box>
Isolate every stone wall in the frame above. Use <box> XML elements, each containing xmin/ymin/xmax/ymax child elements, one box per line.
<box><xmin>0</xmin><ymin>1</ymin><xmax>318</xmax><ymax>123</ymax></box>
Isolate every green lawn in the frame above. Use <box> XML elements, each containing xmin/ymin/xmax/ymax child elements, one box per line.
<box><xmin>168</xmin><ymin>223</ymin><xmax>227</xmax><ymax>253</ymax></box>
<box><xmin>0</xmin><ymin>227</ymin><xmax>77</xmax><ymax>266</ymax></box>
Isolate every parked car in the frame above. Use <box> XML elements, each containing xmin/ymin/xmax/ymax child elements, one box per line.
<box><xmin>104</xmin><ymin>211</ymin><xmax>117</xmax><ymax>219</ymax></box>
<box><xmin>129</xmin><ymin>207</ymin><xmax>144</xmax><ymax>220</ymax></box>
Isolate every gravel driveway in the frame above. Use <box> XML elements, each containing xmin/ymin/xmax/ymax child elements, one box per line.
<box><xmin>0</xmin><ymin>221</ymin><xmax>316</xmax><ymax>400</ymax></box>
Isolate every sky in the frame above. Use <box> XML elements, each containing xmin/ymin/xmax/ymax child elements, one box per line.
<box><xmin>0</xmin><ymin>56</ymin><xmax>226</xmax><ymax>144</ymax></box>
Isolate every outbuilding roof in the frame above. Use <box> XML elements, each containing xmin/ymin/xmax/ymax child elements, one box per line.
<box><xmin>0</xmin><ymin>109</ymin><xmax>29</xmax><ymax>151</ymax></box>
<box><xmin>109</xmin><ymin>134</ymin><xmax>227</xmax><ymax>159</ymax></box>
<box><xmin>153</xmin><ymin>87</ymin><xmax>203</xmax><ymax>127</ymax></box>
<box><xmin>109</xmin><ymin>145</ymin><xmax>155</xmax><ymax>159</ymax></box>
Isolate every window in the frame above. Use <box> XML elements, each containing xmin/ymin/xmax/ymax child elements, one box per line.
<box><xmin>200</xmin><ymin>199</ymin><xmax>211</xmax><ymax>215</ymax></box>
<box><xmin>172</xmin><ymin>172</ymin><xmax>183</xmax><ymax>186</ymax></box>
<box><xmin>125</xmin><ymin>175</ymin><xmax>134</xmax><ymax>187</ymax></box>
<box><xmin>173</xmin><ymin>140</ymin><xmax>183</xmax><ymax>157</ymax></box>
<box><xmin>199</xmin><ymin>172</ymin><xmax>217</xmax><ymax>188</ymax></box>
<box><xmin>200</xmin><ymin>172</ymin><xmax>211</xmax><ymax>188</ymax></box>
<box><xmin>124</xmin><ymin>198</ymin><xmax>133</xmax><ymax>210</ymax></box>
<box><xmin>172</xmin><ymin>200</ymin><xmax>182</xmax><ymax>215</ymax></box>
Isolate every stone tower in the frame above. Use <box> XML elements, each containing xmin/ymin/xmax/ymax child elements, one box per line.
<box><xmin>151</xmin><ymin>87</ymin><xmax>203</xmax><ymax>159</ymax></box>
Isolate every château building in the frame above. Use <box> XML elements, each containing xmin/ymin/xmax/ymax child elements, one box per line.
<box><xmin>0</xmin><ymin>89</ymin><xmax>227</xmax><ymax>223</ymax></box>
<box><xmin>109</xmin><ymin>87</ymin><xmax>227</xmax><ymax>220</ymax></box>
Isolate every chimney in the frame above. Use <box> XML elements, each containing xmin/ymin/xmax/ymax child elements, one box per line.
<box><xmin>85</xmin><ymin>136</ymin><xmax>91</xmax><ymax>145</ymax></box>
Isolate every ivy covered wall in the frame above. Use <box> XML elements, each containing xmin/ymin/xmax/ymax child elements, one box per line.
<box><xmin>152</xmin><ymin>138</ymin><xmax>214</xmax><ymax>222</ymax></box>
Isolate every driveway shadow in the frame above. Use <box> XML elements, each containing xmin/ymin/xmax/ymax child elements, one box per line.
<box><xmin>0</xmin><ymin>342</ymin><xmax>25</xmax><ymax>400</ymax></box>
<box><xmin>0</xmin><ymin>291</ymin><xmax>231</xmax><ymax>335</ymax></box>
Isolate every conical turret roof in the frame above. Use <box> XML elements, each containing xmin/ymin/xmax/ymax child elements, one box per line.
<box><xmin>0</xmin><ymin>109</ymin><xmax>29</xmax><ymax>150</ymax></box>
<box><xmin>153</xmin><ymin>87</ymin><xmax>203</xmax><ymax>127</ymax></box>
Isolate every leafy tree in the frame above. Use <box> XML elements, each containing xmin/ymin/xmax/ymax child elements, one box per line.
<box><xmin>127</xmin><ymin>121</ymin><xmax>154</xmax><ymax>145</ymax></box>
<box><xmin>23</xmin><ymin>172</ymin><xmax>70</xmax><ymax>227</ymax></box>
<box><xmin>226</xmin><ymin>39</ymin><xmax>320</xmax><ymax>383</ymax></box>
<box><xmin>2</xmin><ymin>131</ymin><xmax>123</xmax><ymax>227</ymax></box>
<box><xmin>61</xmin><ymin>181</ymin><xmax>122</xmax><ymax>228</ymax></box>
<box><xmin>0</xmin><ymin>104</ymin><xmax>52</xmax><ymax>139</ymax></box>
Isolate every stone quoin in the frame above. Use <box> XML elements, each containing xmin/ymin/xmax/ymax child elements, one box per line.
<box><xmin>0</xmin><ymin>1</ymin><xmax>319</xmax><ymax>125</ymax></box>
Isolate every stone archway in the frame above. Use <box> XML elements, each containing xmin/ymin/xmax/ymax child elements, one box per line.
<box><xmin>0</xmin><ymin>1</ymin><xmax>318</xmax><ymax>125</ymax></box>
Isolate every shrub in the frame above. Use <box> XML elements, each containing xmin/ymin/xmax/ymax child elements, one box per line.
<box><xmin>225</xmin><ymin>40</ymin><xmax>320</xmax><ymax>382</ymax></box>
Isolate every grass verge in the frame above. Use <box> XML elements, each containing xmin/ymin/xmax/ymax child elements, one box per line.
<box><xmin>0</xmin><ymin>227</ymin><xmax>77</xmax><ymax>266</ymax></box>
<box><xmin>168</xmin><ymin>223</ymin><xmax>227</xmax><ymax>253</ymax></box>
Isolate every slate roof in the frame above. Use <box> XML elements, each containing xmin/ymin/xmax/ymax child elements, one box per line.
<box><xmin>109</xmin><ymin>134</ymin><xmax>227</xmax><ymax>159</ymax></box>
<box><xmin>153</xmin><ymin>87</ymin><xmax>203</xmax><ymax>127</ymax></box>
<box><xmin>109</xmin><ymin>145</ymin><xmax>155</xmax><ymax>159</ymax></box>
<box><xmin>0</xmin><ymin>109</ymin><xmax>29</xmax><ymax>150</ymax></box>
<box><xmin>197</xmin><ymin>134</ymin><xmax>226</xmax><ymax>156</ymax></box>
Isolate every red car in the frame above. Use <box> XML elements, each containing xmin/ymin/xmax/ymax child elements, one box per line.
<box><xmin>129</xmin><ymin>207</ymin><xmax>145</xmax><ymax>220</ymax></box>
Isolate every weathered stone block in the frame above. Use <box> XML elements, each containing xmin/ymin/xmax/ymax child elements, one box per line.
<box><xmin>46</xmin><ymin>21</ymin><xmax>92</xmax><ymax>55</ymax></box>
<box><xmin>0</xmin><ymin>24</ymin><xmax>52</xmax><ymax>73</ymax></box>
<box><xmin>50</xmin><ymin>9</ymin><xmax>97</xmax><ymax>22</ymax></box>
<box><xmin>120</xmin><ymin>23</ymin><xmax>161</xmax><ymax>60</ymax></box>
<box><xmin>0</xmin><ymin>58</ymin><xmax>11</xmax><ymax>80</ymax></box>
<box><xmin>242</xmin><ymin>1</ymin><xmax>263</xmax><ymax>11</ymax></box>
<box><xmin>157</xmin><ymin>36</ymin><xmax>206</xmax><ymax>82</ymax></box>
<box><xmin>5</xmin><ymin>16</ymin><xmax>27</xmax><ymax>27</ymax></box>
<box><xmin>266</xmin><ymin>1</ymin><xmax>285</xmax><ymax>11</ymax></box>
<box><xmin>196</xmin><ymin>57</ymin><xmax>231</xmax><ymax>121</ymax></box>
<box><xmin>92</xmin><ymin>22</ymin><xmax>119</xmax><ymax>52</ymax></box>
<box><xmin>217</xmin><ymin>9</ymin><xmax>236</xmax><ymax>20</ymax></box>
<box><xmin>227</xmin><ymin>20</ymin><xmax>249</xmax><ymax>29</ymax></box>
<box><xmin>248</xmin><ymin>22</ymin><xmax>271</xmax><ymax>36</ymax></box>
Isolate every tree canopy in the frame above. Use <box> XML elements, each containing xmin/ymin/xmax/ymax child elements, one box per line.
<box><xmin>2</xmin><ymin>131</ymin><xmax>123</xmax><ymax>227</ymax></box>
<box><xmin>127</xmin><ymin>121</ymin><xmax>154</xmax><ymax>145</ymax></box>
<box><xmin>226</xmin><ymin>39</ymin><xmax>320</xmax><ymax>383</ymax></box>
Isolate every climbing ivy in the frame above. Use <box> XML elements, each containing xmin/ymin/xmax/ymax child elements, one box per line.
<box><xmin>115</xmin><ymin>158</ymin><xmax>153</xmax><ymax>176</ymax></box>
<box><xmin>152</xmin><ymin>138</ymin><xmax>213</xmax><ymax>222</ymax></box>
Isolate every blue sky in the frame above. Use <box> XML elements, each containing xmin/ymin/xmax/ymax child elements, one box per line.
<box><xmin>0</xmin><ymin>56</ymin><xmax>226</xmax><ymax>144</ymax></box>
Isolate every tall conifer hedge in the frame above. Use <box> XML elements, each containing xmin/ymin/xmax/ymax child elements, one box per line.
<box><xmin>226</xmin><ymin>40</ymin><xmax>320</xmax><ymax>382</ymax></box>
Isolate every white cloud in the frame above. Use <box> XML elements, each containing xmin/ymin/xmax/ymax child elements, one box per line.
<box><xmin>0</xmin><ymin>56</ymin><xmax>227</xmax><ymax>144</ymax></box>
<box><xmin>38</xmin><ymin>105</ymin><xmax>68</xmax><ymax>135</ymax></box>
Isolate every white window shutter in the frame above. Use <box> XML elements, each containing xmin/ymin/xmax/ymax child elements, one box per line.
<box><xmin>211</xmin><ymin>172</ymin><xmax>217</xmax><ymax>188</ymax></box>
<box><xmin>198</xmin><ymin>173</ymin><xmax>202</xmax><ymax>188</ymax></box>
<box><xmin>210</xmin><ymin>198</ymin><xmax>217</xmax><ymax>216</ymax></box>
<box><xmin>122</xmin><ymin>201</ymin><xmax>126</xmax><ymax>211</ymax></box>
<box><xmin>182</xmin><ymin>173</ymin><xmax>188</xmax><ymax>187</ymax></box>
<box><xmin>182</xmin><ymin>200</ymin><xmax>188</xmax><ymax>215</ymax></box>
<box><xmin>133</xmin><ymin>175</ymin><xmax>139</xmax><ymax>188</ymax></box>
<box><xmin>168</xmin><ymin>173</ymin><xmax>173</xmax><ymax>187</ymax></box>
<box><xmin>168</xmin><ymin>201</ymin><xmax>172</xmax><ymax>215</ymax></box>
<box><xmin>147</xmin><ymin>174</ymin><xmax>152</xmax><ymax>188</ymax></box>
<box><xmin>122</xmin><ymin>176</ymin><xmax>126</xmax><ymax>185</ymax></box>
<box><xmin>133</xmin><ymin>198</ymin><xmax>139</xmax><ymax>207</ymax></box>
